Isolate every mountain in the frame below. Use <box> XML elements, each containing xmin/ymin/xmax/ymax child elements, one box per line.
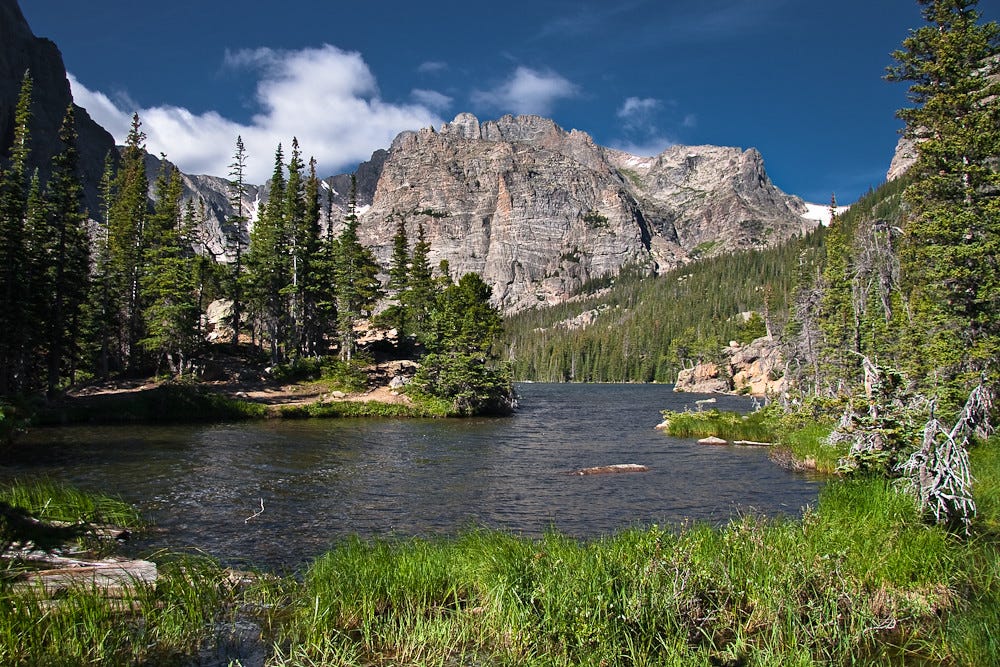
<box><xmin>0</xmin><ymin>0</ymin><xmax>819</xmax><ymax>313</ymax></box>
<box><xmin>355</xmin><ymin>113</ymin><xmax>817</xmax><ymax>311</ymax></box>
<box><xmin>0</xmin><ymin>0</ymin><xmax>115</xmax><ymax>215</ymax></box>
<box><xmin>135</xmin><ymin>112</ymin><xmax>818</xmax><ymax>312</ymax></box>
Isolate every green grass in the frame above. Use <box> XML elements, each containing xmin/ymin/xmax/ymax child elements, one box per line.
<box><xmin>660</xmin><ymin>408</ymin><xmax>776</xmax><ymax>442</ymax></box>
<box><xmin>771</xmin><ymin>422</ymin><xmax>844</xmax><ymax>474</ymax></box>
<box><xmin>277</xmin><ymin>398</ymin><xmax>451</xmax><ymax>419</ymax></box>
<box><xmin>4</xmin><ymin>439</ymin><xmax>1000</xmax><ymax>664</ymax></box>
<box><xmin>0</xmin><ymin>479</ymin><xmax>141</xmax><ymax>529</ymax></box>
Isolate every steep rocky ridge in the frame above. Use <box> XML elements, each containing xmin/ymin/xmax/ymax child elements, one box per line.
<box><xmin>357</xmin><ymin>113</ymin><xmax>817</xmax><ymax>311</ymax></box>
<box><xmin>0</xmin><ymin>0</ymin><xmax>115</xmax><ymax>215</ymax></box>
<box><xmin>120</xmin><ymin>113</ymin><xmax>819</xmax><ymax>312</ymax></box>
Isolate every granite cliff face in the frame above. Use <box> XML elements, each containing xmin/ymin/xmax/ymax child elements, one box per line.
<box><xmin>0</xmin><ymin>0</ymin><xmax>115</xmax><ymax>216</ymax></box>
<box><xmin>356</xmin><ymin>113</ymin><xmax>815</xmax><ymax>311</ymax></box>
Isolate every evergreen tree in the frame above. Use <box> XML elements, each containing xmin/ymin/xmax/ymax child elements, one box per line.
<box><xmin>106</xmin><ymin>113</ymin><xmax>150</xmax><ymax>372</ymax></box>
<box><xmin>140</xmin><ymin>162</ymin><xmax>199</xmax><ymax>375</ymax></box>
<box><xmin>411</xmin><ymin>273</ymin><xmax>514</xmax><ymax>415</ymax></box>
<box><xmin>85</xmin><ymin>151</ymin><xmax>119</xmax><ymax>379</ymax></box>
<box><xmin>886</xmin><ymin>0</ymin><xmax>1000</xmax><ymax>406</ymax></box>
<box><xmin>384</xmin><ymin>213</ymin><xmax>411</xmax><ymax>336</ymax></box>
<box><xmin>226</xmin><ymin>136</ymin><xmax>249</xmax><ymax>345</ymax></box>
<box><xmin>402</xmin><ymin>222</ymin><xmax>436</xmax><ymax>345</ymax></box>
<box><xmin>283</xmin><ymin>138</ymin><xmax>312</xmax><ymax>356</ymax></box>
<box><xmin>245</xmin><ymin>144</ymin><xmax>289</xmax><ymax>362</ymax></box>
<box><xmin>0</xmin><ymin>72</ymin><xmax>33</xmax><ymax>395</ymax></box>
<box><xmin>42</xmin><ymin>106</ymin><xmax>91</xmax><ymax>393</ymax></box>
<box><xmin>300</xmin><ymin>157</ymin><xmax>324</xmax><ymax>355</ymax></box>
<box><xmin>333</xmin><ymin>176</ymin><xmax>382</xmax><ymax>360</ymax></box>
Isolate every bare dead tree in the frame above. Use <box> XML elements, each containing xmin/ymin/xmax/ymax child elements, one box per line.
<box><xmin>899</xmin><ymin>381</ymin><xmax>994</xmax><ymax>534</ymax></box>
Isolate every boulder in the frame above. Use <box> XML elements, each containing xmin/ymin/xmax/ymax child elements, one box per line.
<box><xmin>571</xmin><ymin>464</ymin><xmax>649</xmax><ymax>475</ymax></box>
<box><xmin>697</xmin><ymin>436</ymin><xmax>728</xmax><ymax>446</ymax></box>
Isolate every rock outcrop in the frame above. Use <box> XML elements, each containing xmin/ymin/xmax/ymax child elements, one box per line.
<box><xmin>886</xmin><ymin>135</ymin><xmax>919</xmax><ymax>181</ymax></box>
<box><xmin>357</xmin><ymin>113</ymin><xmax>817</xmax><ymax>312</ymax></box>
<box><xmin>0</xmin><ymin>0</ymin><xmax>115</xmax><ymax>216</ymax></box>
<box><xmin>674</xmin><ymin>336</ymin><xmax>786</xmax><ymax>397</ymax></box>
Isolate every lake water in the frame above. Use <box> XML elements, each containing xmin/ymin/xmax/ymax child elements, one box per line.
<box><xmin>3</xmin><ymin>383</ymin><xmax>822</xmax><ymax>572</ymax></box>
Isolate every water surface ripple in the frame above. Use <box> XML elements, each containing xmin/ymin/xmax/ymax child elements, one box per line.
<box><xmin>4</xmin><ymin>383</ymin><xmax>822</xmax><ymax>571</ymax></box>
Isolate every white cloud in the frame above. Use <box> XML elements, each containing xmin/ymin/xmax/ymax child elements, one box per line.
<box><xmin>67</xmin><ymin>73</ymin><xmax>132</xmax><ymax>140</ymax></box>
<box><xmin>411</xmin><ymin>89</ymin><xmax>452</xmax><ymax>112</ymax></box>
<box><xmin>609</xmin><ymin>137</ymin><xmax>675</xmax><ymax>157</ymax></box>
<box><xmin>417</xmin><ymin>61</ymin><xmax>448</xmax><ymax>74</ymax></box>
<box><xmin>612</xmin><ymin>95</ymin><xmax>687</xmax><ymax>156</ymax></box>
<box><xmin>471</xmin><ymin>66</ymin><xmax>579</xmax><ymax>116</ymax></box>
<box><xmin>617</xmin><ymin>96</ymin><xmax>661</xmax><ymax>120</ymax></box>
<box><xmin>68</xmin><ymin>45</ymin><xmax>443</xmax><ymax>183</ymax></box>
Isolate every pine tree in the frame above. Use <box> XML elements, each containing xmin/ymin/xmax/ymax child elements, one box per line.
<box><xmin>140</xmin><ymin>162</ymin><xmax>199</xmax><ymax>375</ymax></box>
<box><xmin>333</xmin><ymin>176</ymin><xmax>382</xmax><ymax>361</ymax></box>
<box><xmin>86</xmin><ymin>151</ymin><xmax>119</xmax><ymax>379</ymax></box>
<box><xmin>107</xmin><ymin>113</ymin><xmax>150</xmax><ymax>372</ymax></box>
<box><xmin>245</xmin><ymin>144</ymin><xmax>289</xmax><ymax>362</ymax></box>
<box><xmin>886</xmin><ymin>0</ymin><xmax>1000</xmax><ymax>406</ymax></box>
<box><xmin>411</xmin><ymin>273</ymin><xmax>513</xmax><ymax>415</ymax></box>
<box><xmin>284</xmin><ymin>138</ymin><xmax>307</xmax><ymax>355</ymax></box>
<box><xmin>300</xmin><ymin>157</ymin><xmax>324</xmax><ymax>356</ymax></box>
<box><xmin>0</xmin><ymin>72</ymin><xmax>33</xmax><ymax>395</ymax></box>
<box><xmin>384</xmin><ymin>213</ymin><xmax>411</xmax><ymax>336</ymax></box>
<box><xmin>226</xmin><ymin>136</ymin><xmax>249</xmax><ymax>346</ymax></box>
<box><xmin>42</xmin><ymin>106</ymin><xmax>91</xmax><ymax>394</ymax></box>
<box><xmin>402</xmin><ymin>222</ymin><xmax>436</xmax><ymax>345</ymax></box>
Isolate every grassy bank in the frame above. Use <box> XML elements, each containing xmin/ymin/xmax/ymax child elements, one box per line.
<box><xmin>29</xmin><ymin>382</ymin><xmax>456</xmax><ymax>427</ymax></box>
<box><xmin>3</xmin><ymin>446</ymin><xmax>1000</xmax><ymax>665</ymax></box>
<box><xmin>659</xmin><ymin>407</ymin><xmax>846</xmax><ymax>474</ymax></box>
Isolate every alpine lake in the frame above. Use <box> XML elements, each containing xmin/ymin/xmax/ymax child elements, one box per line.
<box><xmin>3</xmin><ymin>383</ymin><xmax>823</xmax><ymax>572</ymax></box>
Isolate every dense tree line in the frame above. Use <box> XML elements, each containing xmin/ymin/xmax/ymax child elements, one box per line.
<box><xmin>0</xmin><ymin>86</ymin><xmax>511</xmax><ymax>414</ymax></box>
<box><xmin>0</xmin><ymin>74</ymin><xmax>90</xmax><ymax>397</ymax></box>
<box><xmin>781</xmin><ymin>0</ymin><xmax>998</xmax><ymax>530</ymax></box>
<box><xmin>504</xmin><ymin>232</ymin><xmax>824</xmax><ymax>383</ymax></box>
<box><xmin>787</xmin><ymin>0</ymin><xmax>999</xmax><ymax>412</ymax></box>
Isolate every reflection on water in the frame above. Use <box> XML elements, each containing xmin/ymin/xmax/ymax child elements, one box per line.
<box><xmin>3</xmin><ymin>384</ymin><xmax>822</xmax><ymax>572</ymax></box>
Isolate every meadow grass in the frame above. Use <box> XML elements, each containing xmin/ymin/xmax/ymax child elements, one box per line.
<box><xmin>659</xmin><ymin>408</ymin><xmax>776</xmax><ymax>442</ymax></box>
<box><xmin>0</xmin><ymin>478</ymin><xmax>141</xmax><ymax>529</ymax></box>
<box><xmin>3</xmin><ymin>442</ymin><xmax>999</xmax><ymax>664</ymax></box>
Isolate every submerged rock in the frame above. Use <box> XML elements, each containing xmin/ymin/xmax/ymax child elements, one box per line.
<box><xmin>571</xmin><ymin>463</ymin><xmax>649</xmax><ymax>475</ymax></box>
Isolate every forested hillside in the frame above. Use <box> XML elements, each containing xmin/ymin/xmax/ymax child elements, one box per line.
<box><xmin>504</xmin><ymin>228</ymin><xmax>825</xmax><ymax>383</ymax></box>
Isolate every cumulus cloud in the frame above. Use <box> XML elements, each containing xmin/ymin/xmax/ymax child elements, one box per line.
<box><xmin>471</xmin><ymin>66</ymin><xmax>579</xmax><ymax>116</ymax></box>
<box><xmin>68</xmin><ymin>45</ymin><xmax>443</xmax><ymax>183</ymax></box>
<box><xmin>410</xmin><ymin>89</ymin><xmax>453</xmax><ymax>112</ymax></box>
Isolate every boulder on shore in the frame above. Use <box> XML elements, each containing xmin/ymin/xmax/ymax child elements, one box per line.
<box><xmin>674</xmin><ymin>335</ymin><xmax>786</xmax><ymax>397</ymax></box>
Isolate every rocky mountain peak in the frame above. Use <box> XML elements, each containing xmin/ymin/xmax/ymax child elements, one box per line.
<box><xmin>355</xmin><ymin>116</ymin><xmax>817</xmax><ymax>312</ymax></box>
<box><xmin>0</xmin><ymin>0</ymin><xmax>115</xmax><ymax>216</ymax></box>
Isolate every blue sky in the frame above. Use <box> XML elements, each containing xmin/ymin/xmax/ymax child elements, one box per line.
<box><xmin>20</xmin><ymin>0</ymin><xmax>1000</xmax><ymax>203</ymax></box>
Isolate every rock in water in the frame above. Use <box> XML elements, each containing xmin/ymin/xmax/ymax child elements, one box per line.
<box><xmin>572</xmin><ymin>463</ymin><xmax>649</xmax><ymax>475</ymax></box>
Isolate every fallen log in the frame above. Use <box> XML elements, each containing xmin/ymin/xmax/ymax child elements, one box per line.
<box><xmin>732</xmin><ymin>440</ymin><xmax>773</xmax><ymax>447</ymax></box>
<box><xmin>15</xmin><ymin>558</ymin><xmax>157</xmax><ymax>597</ymax></box>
